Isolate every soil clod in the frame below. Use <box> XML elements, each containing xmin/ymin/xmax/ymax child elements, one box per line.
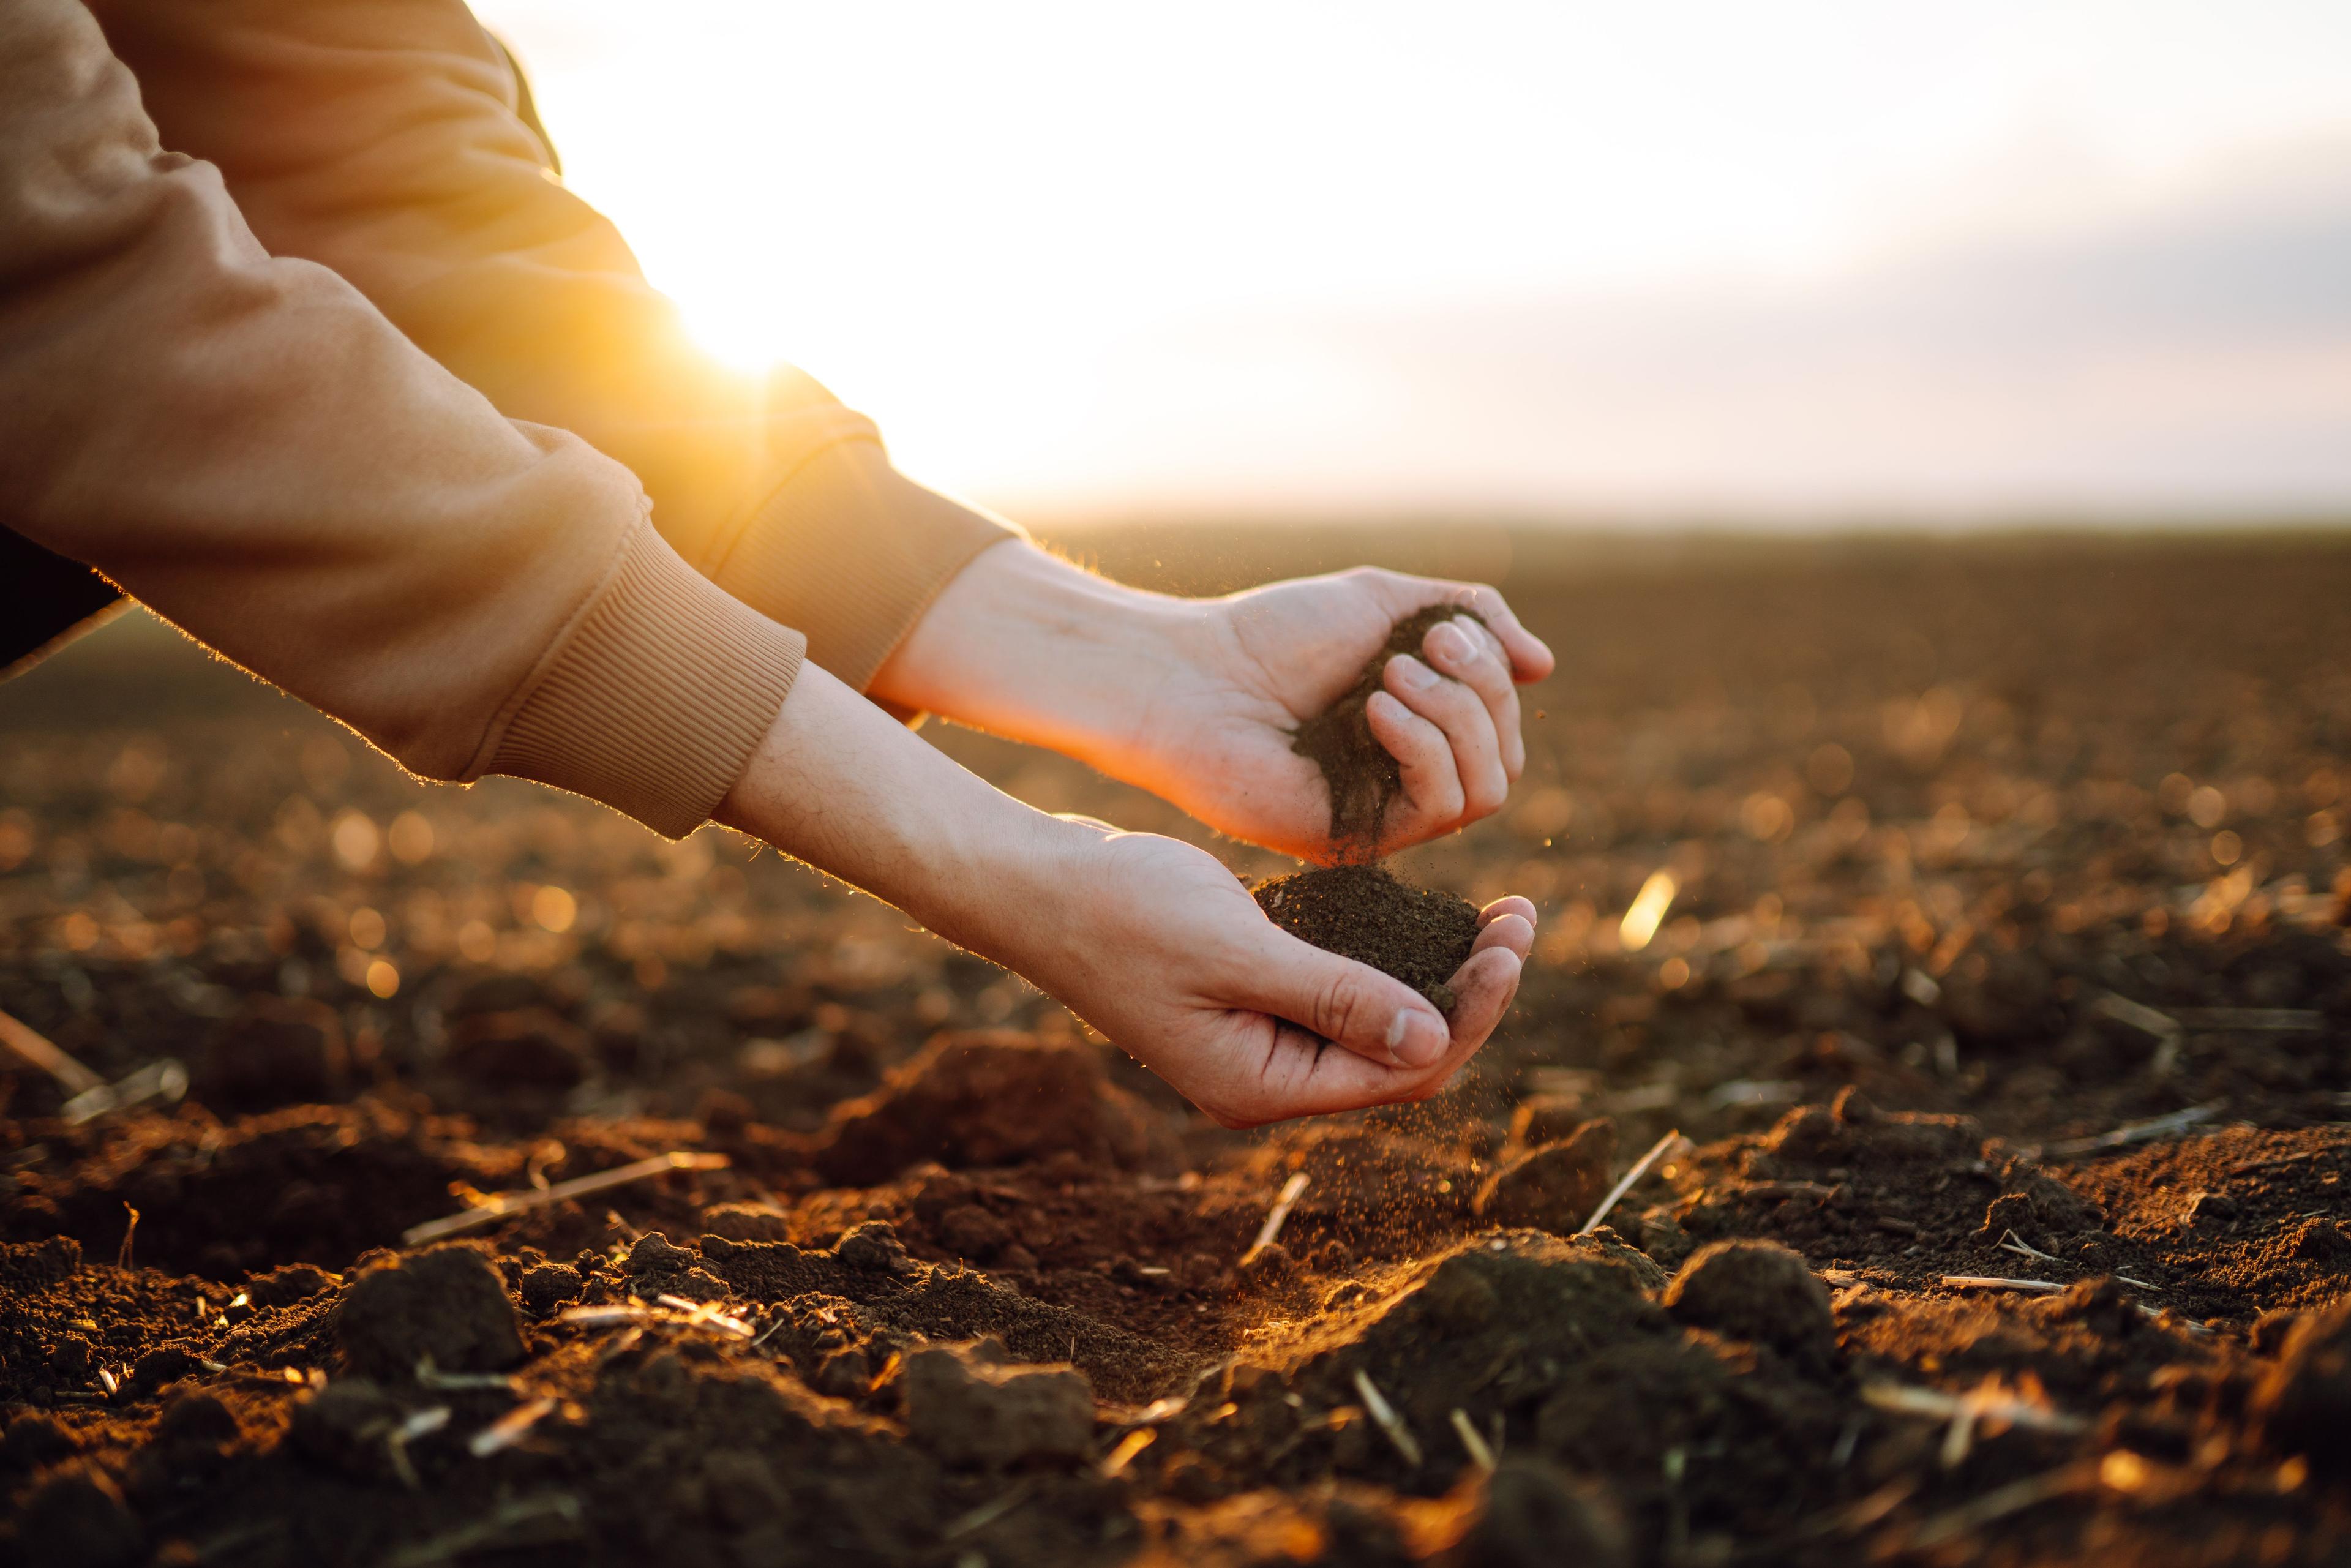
<box><xmin>900</xmin><ymin>1342</ymin><xmax>1095</xmax><ymax>1467</ymax></box>
<box><xmin>1253</xmin><ymin>864</ymin><xmax>1479</xmax><ymax>1005</ymax></box>
<box><xmin>336</xmin><ymin>1244</ymin><xmax>526</xmax><ymax>1381</ymax></box>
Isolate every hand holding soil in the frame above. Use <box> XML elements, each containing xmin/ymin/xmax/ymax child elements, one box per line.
<box><xmin>992</xmin><ymin>825</ymin><xmax>1534</xmax><ymax>1128</ymax></box>
<box><xmin>718</xmin><ymin>659</ymin><xmax>1533</xmax><ymax>1126</ymax></box>
<box><xmin>874</xmin><ymin>547</ymin><xmax>1554</xmax><ymax>861</ymax></box>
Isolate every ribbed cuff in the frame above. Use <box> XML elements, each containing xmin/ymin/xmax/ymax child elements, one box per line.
<box><xmin>710</xmin><ymin>438</ymin><xmax>1020</xmax><ymax>691</ymax></box>
<box><xmin>477</xmin><ymin>519</ymin><xmax>803</xmax><ymax>838</ymax></box>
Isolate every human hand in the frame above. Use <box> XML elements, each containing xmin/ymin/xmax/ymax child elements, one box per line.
<box><xmin>994</xmin><ymin>824</ymin><xmax>1536</xmax><ymax>1127</ymax></box>
<box><xmin>1131</xmin><ymin>568</ymin><xmax>1554</xmax><ymax>860</ymax></box>
<box><xmin>717</xmin><ymin>664</ymin><xmax>1535</xmax><ymax>1127</ymax></box>
<box><xmin>871</xmin><ymin>546</ymin><xmax>1555</xmax><ymax>861</ymax></box>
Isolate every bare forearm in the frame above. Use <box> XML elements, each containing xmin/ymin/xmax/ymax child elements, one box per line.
<box><xmin>713</xmin><ymin>662</ymin><xmax>1079</xmax><ymax>957</ymax></box>
<box><xmin>869</xmin><ymin>541</ymin><xmax>1201</xmax><ymax>765</ymax></box>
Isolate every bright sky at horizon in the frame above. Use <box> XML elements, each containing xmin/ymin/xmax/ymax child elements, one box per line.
<box><xmin>472</xmin><ymin>1</ymin><xmax>2351</xmax><ymax>520</ymax></box>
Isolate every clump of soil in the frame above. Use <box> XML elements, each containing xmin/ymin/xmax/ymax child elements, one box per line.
<box><xmin>1253</xmin><ymin>864</ymin><xmax>1480</xmax><ymax>1006</ymax></box>
<box><xmin>1290</xmin><ymin>604</ymin><xmax>1487</xmax><ymax>856</ymax></box>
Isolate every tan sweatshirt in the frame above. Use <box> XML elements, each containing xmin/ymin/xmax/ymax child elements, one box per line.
<box><xmin>2</xmin><ymin>0</ymin><xmax>1014</xmax><ymax>834</ymax></box>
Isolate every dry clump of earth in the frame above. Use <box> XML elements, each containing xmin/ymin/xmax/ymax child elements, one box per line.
<box><xmin>4</xmin><ymin>531</ymin><xmax>2351</xmax><ymax>1567</ymax></box>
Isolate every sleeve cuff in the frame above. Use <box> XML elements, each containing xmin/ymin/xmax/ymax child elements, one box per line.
<box><xmin>708</xmin><ymin>438</ymin><xmax>1021</xmax><ymax>691</ymax></box>
<box><xmin>476</xmin><ymin>519</ymin><xmax>803</xmax><ymax>838</ymax></box>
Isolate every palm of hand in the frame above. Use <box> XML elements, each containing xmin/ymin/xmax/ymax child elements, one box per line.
<box><xmin>1021</xmin><ymin>828</ymin><xmax>1526</xmax><ymax>1128</ymax></box>
<box><xmin>1141</xmin><ymin>580</ymin><xmax>1398</xmax><ymax>858</ymax></box>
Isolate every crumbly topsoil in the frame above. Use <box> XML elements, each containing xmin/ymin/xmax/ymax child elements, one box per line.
<box><xmin>1252</xmin><ymin>864</ymin><xmax>1480</xmax><ymax>1007</ymax></box>
<box><xmin>1289</xmin><ymin>604</ymin><xmax>1487</xmax><ymax>857</ymax></box>
<box><xmin>7</xmin><ymin>536</ymin><xmax>2351</xmax><ymax>1568</ymax></box>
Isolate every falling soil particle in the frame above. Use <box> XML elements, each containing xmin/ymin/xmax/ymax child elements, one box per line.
<box><xmin>1290</xmin><ymin>604</ymin><xmax>1488</xmax><ymax>857</ymax></box>
<box><xmin>1253</xmin><ymin>864</ymin><xmax>1480</xmax><ymax>1007</ymax></box>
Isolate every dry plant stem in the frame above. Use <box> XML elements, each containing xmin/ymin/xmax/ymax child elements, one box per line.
<box><xmin>1943</xmin><ymin>1276</ymin><xmax>2069</xmax><ymax>1294</ymax></box>
<box><xmin>402</xmin><ymin>1152</ymin><xmax>728</xmax><ymax>1246</ymax></box>
<box><xmin>1352</xmin><ymin>1369</ymin><xmax>1423</xmax><ymax>1467</ymax></box>
<box><xmin>468</xmin><ymin>1397</ymin><xmax>557</xmax><ymax>1458</ymax></box>
<box><xmin>1908</xmin><ymin>1466</ymin><xmax>2094</xmax><ymax>1551</ymax></box>
<box><xmin>0</xmin><ymin>1005</ymin><xmax>103</xmax><ymax>1094</ymax></box>
<box><xmin>1578</xmin><ymin>1129</ymin><xmax>1686</xmax><ymax>1236</ymax></box>
<box><xmin>1241</xmin><ymin>1174</ymin><xmax>1310</xmax><ymax>1265</ymax></box>
<box><xmin>2044</xmin><ymin>1102</ymin><xmax>2224</xmax><ymax>1158</ymax></box>
<box><xmin>1100</xmin><ymin>1429</ymin><xmax>1156</xmax><ymax>1478</ymax></box>
<box><xmin>1449</xmin><ymin>1408</ymin><xmax>1496</xmax><ymax>1472</ymax></box>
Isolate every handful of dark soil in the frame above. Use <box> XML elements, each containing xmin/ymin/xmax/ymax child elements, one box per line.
<box><xmin>1253</xmin><ymin>863</ymin><xmax>1480</xmax><ymax>1009</ymax></box>
<box><xmin>1290</xmin><ymin>603</ymin><xmax>1487</xmax><ymax>857</ymax></box>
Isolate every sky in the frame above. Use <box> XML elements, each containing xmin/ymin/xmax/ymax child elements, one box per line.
<box><xmin>471</xmin><ymin>1</ymin><xmax>2351</xmax><ymax>523</ymax></box>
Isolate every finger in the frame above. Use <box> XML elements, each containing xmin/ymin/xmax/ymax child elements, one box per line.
<box><xmin>1231</xmin><ymin>926</ymin><xmax>1452</xmax><ymax>1070</ymax></box>
<box><xmin>1424</xmin><ymin>617</ymin><xmax>1525</xmax><ymax>779</ymax></box>
<box><xmin>1220</xmin><ymin>946</ymin><xmax>1520</xmax><ymax>1125</ymax></box>
<box><xmin>1472</xmin><ymin>912</ymin><xmax>1534</xmax><ymax>962</ymax></box>
<box><xmin>1479</xmin><ymin>895</ymin><xmax>1538</xmax><ymax>929</ymax></box>
<box><xmin>1382</xmin><ymin>655</ymin><xmax>1508</xmax><ymax>820</ymax></box>
<box><xmin>1363</xmin><ymin>689</ymin><xmax>1463</xmax><ymax>832</ymax></box>
<box><xmin>1438</xmin><ymin>947</ymin><xmax>1522</xmax><ymax>1058</ymax></box>
<box><xmin>1452</xmin><ymin>585</ymin><xmax>1555</xmax><ymax>683</ymax></box>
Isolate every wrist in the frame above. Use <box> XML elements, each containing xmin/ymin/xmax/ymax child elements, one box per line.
<box><xmin>870</xmin><ymin>541</ymin><xmax>1201</xmax><ymax>765</ymax></box>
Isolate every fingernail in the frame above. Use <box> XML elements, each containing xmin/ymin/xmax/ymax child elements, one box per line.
<box><xmin>1392</xmin><ymin>1008</ymin><xmax>1448</xmax><ymax>1067</ymax></box>
<box><xmin>1427</xmin><ymin>623</ymin><xmax>1470</xmax><ymax>664</ymax></box>
<box><xmin>1390</xmin><ymin>655</ymin><xmax>1438</xmax><ymax>691</ymax></box>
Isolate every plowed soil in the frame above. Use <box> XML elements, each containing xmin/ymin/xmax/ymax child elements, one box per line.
<box><xmin>4</xmin><ymin>530</ymin><xmax>2349</xmax><ymax>1567</ymax></box>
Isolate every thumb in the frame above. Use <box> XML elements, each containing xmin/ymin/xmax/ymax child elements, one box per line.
<box><xmin>1229</xmin><ymin>929</ymin><xmax>1453</xmax><ymax>1070</ymax></box>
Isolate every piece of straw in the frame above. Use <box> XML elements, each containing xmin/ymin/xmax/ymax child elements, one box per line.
<box><xmin>1240</xmin><ymin>1172</ymin><xmax>1310</xmax><ymax>1266</ymax></box>
<box><xmin>1100</xmin><ymin>1428</ymin><xmax>1156</xmax><ymax>1478</ymax></box>
<box><xmin>2043</xmin><ymin>1102</ymin><xmax>2222</xmax><ymax>1159</ymax></box>
<box><xmin>1578</xmin><ymin>1129</ymin><xmax>1685</xmax><ymax>1236</ymax></box>
<box><xmin>1352</xmin><ymin>1369</ymin><xmax>1423</xmax><ymax>1466</ymax></box>
<box><xmin>1908</xmin><ymin>1465</ymin><xmax>2091</xmax><ymax>1550</ymax></box>
<box><xmin>0</xmin><ymin>1007</ymin><xmax>103</xmax><ymax>1095</ymax></box>
<box><xmin>1449</xmin><ymin>1408</ymin><xmax>1496</xmax><ymax>1472</ymax></box>
<box><xmin>402</xmin><ymin>1152</ymin><xmax>729</xmax><ymax>1246</ymax></box>
<box><xmin>468</xmin><ymin>1396</ymin><xmax>557</xmax><ymax>1458</ymax></box>
<box><xmin>1995</xmin><ymin>1229</ymin><xmax>2063</xmax><ymax>1265</ymax></box>
<box><xmin>1941</xmin><ymin>1275</ymin><xmax>2067</xmax><ymax>1294</ymax></box>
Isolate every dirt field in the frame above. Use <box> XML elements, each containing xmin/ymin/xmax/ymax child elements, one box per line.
<box><xmin>4</xmin><ymin>528</ymin><xmax>2349</xmax><ymax>1567</ymax></box>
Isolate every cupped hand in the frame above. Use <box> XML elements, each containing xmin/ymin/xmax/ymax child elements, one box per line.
<box><xmin>1002</xmin><ymin>824</ymin><xmax>1535</xmax><ymax>1127</ymax></box>
<box><xmin>1130</xmin><ymin>568</ymin><xmax>1554</xmax><ymax>861</ymax></box>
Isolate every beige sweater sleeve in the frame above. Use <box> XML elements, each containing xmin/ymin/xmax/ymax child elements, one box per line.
<box><xmin>92</xmin><ymin>0</ymin><xmax>1020</xmax><ymax>692</ymax></box>
<box><xmin>0</xmin><ymin>0</ymin><xmax>800</xmax><ymax>836</ymax></box>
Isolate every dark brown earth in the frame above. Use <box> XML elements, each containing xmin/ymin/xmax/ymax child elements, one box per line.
<box><xmin>1290</xmin><ymin>604</ymin><xmax>1488</xmax><ymax>856</ymax></box>
<box><xmin>1253</xmin><ymin>865</ymin><xmax>1480</xmax><ymax>1006</ymax></box>
<box><xmin>4</xmin><ymin>529</ymin><xmax>2351</xmax><ymax>1567</ymax></box>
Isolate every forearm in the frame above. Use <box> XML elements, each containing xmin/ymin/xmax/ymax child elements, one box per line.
<box><xmin>868</xmin><ymin>541</ymin><xmax>1201</xmax><ymax>763</ymax></box>
<box><xmin>714</xmin><ymin>662</ymin><xmax>1083</xmax><ymax>958</ymax></box>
